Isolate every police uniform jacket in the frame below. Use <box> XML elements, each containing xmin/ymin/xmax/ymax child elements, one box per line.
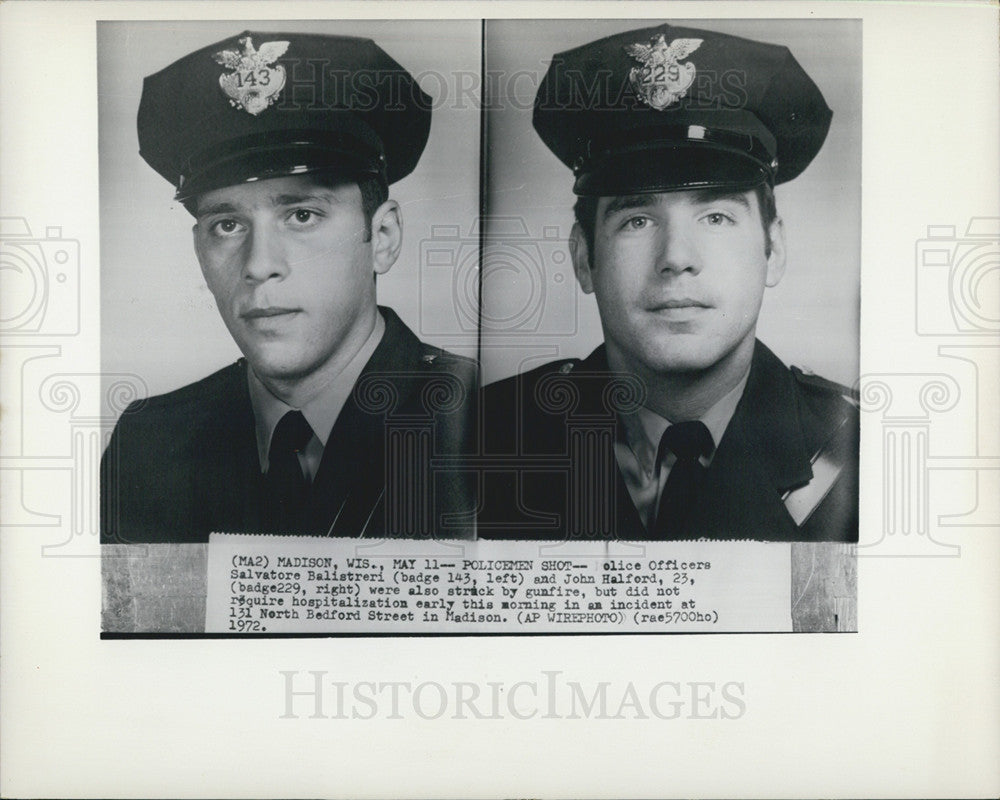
<box><xmin>478</xmin><ymin>340</ymin><xmax>858</xmax><ymax>542</ymax></box>
<box><xmin>101</xmin><ymin>308</ymin><xmax>476</xmax><ymax>543</ymax></box>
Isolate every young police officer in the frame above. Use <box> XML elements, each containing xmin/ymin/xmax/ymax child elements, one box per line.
<box><xmin>101</xmin><ymin>32</ymin><xmax>476</xmax><ymax>542</ymax></box>
<box><xmin>480</xmin><ymin>23</ymin><xmax>859</xmax><ymax>542</ymax></box>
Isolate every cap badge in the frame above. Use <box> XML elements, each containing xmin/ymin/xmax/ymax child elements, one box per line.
<box><xmin>213</xmin><ymin>36</ymin><xmax>290</xmax><ymax>116</ymax></box>
<box><xmin>625</xmin><ymin>35</ymin><xmax>703</xmax><ymax>111</ymax></box>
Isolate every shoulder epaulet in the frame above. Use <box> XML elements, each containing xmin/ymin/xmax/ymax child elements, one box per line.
<box><xmin>515</xmin><ymin>357</ymin><xmax>581</xmax><ymax>380</ymax></box>
<box><xmin>418</xmin><ymin>346</ymin><xmax>478</xmax><ymax>372</ymax></box>
<box><xmin>791</xmin><ymin>366</ymin><xmax>859</xmax><ymax>408</ymax></box>
<box><xmin>486</xmin><ymin>357</ymin><xmax>583</xmax><ymax>393</ymax></box>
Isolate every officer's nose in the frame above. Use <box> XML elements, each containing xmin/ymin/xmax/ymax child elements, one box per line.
<box><xmin>241</xmin><ymin>224</ymin><xmax>288</xmax><ymax>283</ymax></box>
<box><xmin>657</xmin><ymin>224</ymin><xmax>700</xmax><ymax>276</ymax></box>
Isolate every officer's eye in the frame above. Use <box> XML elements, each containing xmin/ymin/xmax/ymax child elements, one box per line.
<box><xmin>209</xmin><ymin>218</ymin><xmax>244</xmax><ymax>236</ymax></box>
<box><xmin>622</xmin><ymin>215</ymin><xmax>651</xmax><ymax>231</ymax></box>
<box><xmin>288</xmin><ymin>208</ymin><xmax>320</xmax><ymax>226</ymax></box>
<box><xmin>702</xmin><ymin>212</ymin><xmax>736</xmax><ymax>226</ymax></box>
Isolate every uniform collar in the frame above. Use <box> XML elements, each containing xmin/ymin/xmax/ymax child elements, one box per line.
<box><xmin>582</xmin><ymin>339</ymin><xmax>813</xmax><ymax>493</ymax></box>
<box><xmin>618</xmin><ymin>373</ymin><xmax>748</xmax><ymax>477</ymax></box>
<box><xmin>249</xmin><ymin>310</ymin><xmax>386</xmax><ymax>470</ymax></box>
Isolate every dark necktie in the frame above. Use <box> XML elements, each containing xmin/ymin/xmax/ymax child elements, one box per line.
<box><xmin>653</xmin><ymin>420</ymin><xmax>714</xmax><ymax>538</ymax></box>
<box><xmin>265</xmin><ymin>410</ymin><xmax>314</xmax><ymax>530</ymax></box>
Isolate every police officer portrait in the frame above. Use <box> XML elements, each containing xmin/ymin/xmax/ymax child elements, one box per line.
<box><xmin>98</xmin><ymin>21</ymin><xmax>480</xmax><ymax>544</ymax></box>
<box><xmin>479</xmin><ymin>19</ymin><xmax>861</xmax><ymax>542</ymax></box>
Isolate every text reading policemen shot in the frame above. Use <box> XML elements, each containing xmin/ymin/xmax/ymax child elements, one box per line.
<box><xmin>100</xmin><ymin>32</ymin><xmax>476</xmax><ymax>543</ymax></box>
<box><xmin>480</xmin><ymin>23</ymin><xmax>860</xmax><ymax>542</ymax></box>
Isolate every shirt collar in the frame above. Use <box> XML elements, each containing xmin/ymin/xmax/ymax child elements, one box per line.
<box><xmin>618</xmin><ymin>371</ymin><xmax>750</xmax><ymax>476</ymax></box>
<box><xmin>249</xmin><ymin>311</ymin><xmax>386</xmax><ymax>470</ymax></box>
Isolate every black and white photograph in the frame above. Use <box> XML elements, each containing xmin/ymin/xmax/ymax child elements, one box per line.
<box><xmin>477</xmin><ymin>19</ymin><xmax>861</xmax><ymax>543</ymax></box>
<box><xmin>97</xmin><ymin>17</ymin><xmax>861</xmax><ymax>637</ymax></box>
<box><xmin>98</xmin><ymin>20</ymin><xmax>481</xmax><ymax>545</ymax></box>
<box><xmin>1</xmin><ymin>1</ymin><xmax>998</xmax><ymax>798</ymax></box>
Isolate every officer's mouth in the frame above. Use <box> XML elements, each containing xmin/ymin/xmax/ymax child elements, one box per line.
<box><xmin>647</xmin><ymin>299</ymin><xmax>711</xmax><ymax>323</ymax></box>
<box><xmin>241</xmin><ymin>307</ymin><xmax>301</xmax><ymax>326</ymax></box>
<box><xmin>647</xmin><ymin>299</ymin><xmax>711</xmax><ymax>311</ymax></box>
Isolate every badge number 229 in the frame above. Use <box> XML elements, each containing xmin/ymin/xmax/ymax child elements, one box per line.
<box><xmin>639</xmin><ymin>63</ymin><xmax>682</xmax><ymax>85</ymax></box>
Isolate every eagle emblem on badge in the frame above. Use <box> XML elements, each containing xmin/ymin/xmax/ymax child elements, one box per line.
<box><xmin>625</xmin><ymin>35</ymin><xmax>703</xmax><ymax>110</ymax></box>
<box><xmin>213</xmin><ymin>36</ymin><xmax>290</xmax><ymax>115</ymax></box>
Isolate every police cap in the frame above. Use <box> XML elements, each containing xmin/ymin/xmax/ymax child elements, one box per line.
<box><xmin>533</xmin><ymin>23</ymin><xmax>832</xmax><ymax>196</ymax></box>
<box><xmin>137</xmin><ymin>31</ymin><xmax>432</xmax><ymax>201</ymax></box>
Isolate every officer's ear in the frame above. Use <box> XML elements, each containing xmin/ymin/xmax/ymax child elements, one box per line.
<box><xmin>764</xmin><ymin>215</ymin><xmax>786</xmax><ymax>288</ymax></box>
<box><xmin>370</xmin><ymin>199</ymin><xmax>402</xmax><ymax>276</ymax></box>
<box><xmin>569</xmin><ymin>223</ymin><xmax>595</xmax><ymax>294</ymax></box>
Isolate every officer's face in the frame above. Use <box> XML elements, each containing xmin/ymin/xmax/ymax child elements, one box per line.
<box><xmin>572</xmin><ymin>188</ymin><xmax>785</xmax><ymax>382</ymax></box>
<box><xmin>192</xmin><ymin>175</ymin><xmax>400</xmax><ymax>394</ymax></box>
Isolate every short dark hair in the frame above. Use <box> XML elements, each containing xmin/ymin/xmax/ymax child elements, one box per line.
<box><xmin>573</xmin><ymin>183</ymin><xmax>778</xmax><ymax>260</ymax></box>
<box><xmin>186</xmin><ymin>171</ymin><xmax>389</xmax><ymax>242</ymax></box>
